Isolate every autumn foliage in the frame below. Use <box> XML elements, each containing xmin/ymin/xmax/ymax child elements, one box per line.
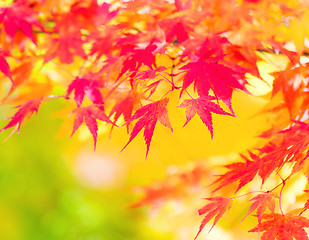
<box><xmin>2</xmin><ymin>0</ymin><xmax>309</xmax><ymax>239</ymax></box>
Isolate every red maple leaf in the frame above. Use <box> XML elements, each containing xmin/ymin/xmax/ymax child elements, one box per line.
<box><xmin>180</xmin><ymin>58</ymin><xmax>246</xmax><ymax>113</ymax></box>
<box><xmin>109</xmin><ymin>93</ymin><xmax>140</xmax><ymax>134</ymax></box>
<box><xmin>0</xmin><ymin>97</ymin><xmax>43</xmax><ymax>137</ymax></box>
<box><xmin>178</xmin><ymin>96</ymin><xmax>234</xmax><ymax>139</ymax></box>
<box><xmin>143</xmin><ymin>80</ymin><xmax>162</xmax><ymax>99</ymax></box>
<box><xmin>0</xmin><ymin>51</ymin><xmax>12</xmax><ymax>83</ymax></box>
<box><xmin>159</xmin><ymin>19</ymin><xmax>190</xmax><ymax>44</ymax></box>
<box><xmin>195</xmin><ymin>197</ymin><xmax>233</xmax><ymax>239</ymax></box>
<box><xmin>257</xmin><ymin>121</ymin><xmax>309</xmax><ymax>183</ymax></box>
<box><xmin>134</xmin><ymin>66</ymin><xmax>167</xmax><ymax>81</ymax></box>
<box><xmin>212</xmin><ymin>152</ymin><xmax>263</xmax><ymax>193</ymax></box>
<box><xmin>44</xmin><ymin>34</ymin><xmax>86</xmax><ymax>64</ymax></box>
<box><xmin>268</xmin><ymin>39</ymin><xmax>299</xmax><ymax>65</ymax></box>
<box><xmin>117</xmin><ymin>43</ymin><xmax>157</xmax><ymax>80</ymax></box>
<box><xmin>121</xmin><ymin>98</ymin><xmax>173</xmax><ymax>158</ymax></box>
<box><xmin>181</xmin><ymin>35</ymin><xmax>230</xmax><ymax>61</ymax></box>
<box><xmin>174</xmin><ymin>0</ymin><xmax>191</xmax><ymax>11</ymax></box>
<box><xmin>66</xmin><ymin>77</ymin><xmax>104</xmax><ymax>107</ymax></box>
<box><xmin>243</xmin><ymin>193</ymin><xmax>277</xmax><ymax>230</ymax></box>
<box><xmin>197</xmin><ymin>35</ymin><xmax>230</xmax><ymax>60</ymax></box>
<box><xmin>59</xmin><ymin>0</ymin><xmax>118</xmax><ymax>30</ymax></box>
<box><xmin>88</xmin><ymin>26</ymin><xmax>119</xmax><ymax>60</ymax></box>
<box><xmin>249</xmin><ymin>212</ymin><xmax>309</xmax><ymax>240</ymax></box>
<box><xmin>70</xmin><ymin>104</ymin><xmax>115</xmax><ymax>150</ymax></box>
<box><xmin>0</xmin><ymin>2</ymin><xmax>42</xmax><ymax>45</ymax></box>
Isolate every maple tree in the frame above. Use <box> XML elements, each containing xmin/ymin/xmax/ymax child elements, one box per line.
<box><xmin>3</xmin><ymin>0</ymin><xmax>309</xmax><ymax>239</ymax></box>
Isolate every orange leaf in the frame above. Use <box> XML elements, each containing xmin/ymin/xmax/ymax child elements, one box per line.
<box><xmin>70</xmin><ymin>104</ymin><xmax>115</xmax><ymax>150</ymax></box>
<box><xmin>1</xmin><ymin>97</ymin><xmax>43</xmax><ymax>138</ymax></box>
<box><xmin>243</xmin><ymin>193</ymin><xmax>277</xmax><ymax>230</ymax></box>
<box><xmin>249</xmin><ymin>212</ymin><xmax>309</xmax><ymax>240</ymax></box>
<box><xmin>195</xmin><ymin>197</ymin><xmax>232</xmax><ymax>239</ymax></box>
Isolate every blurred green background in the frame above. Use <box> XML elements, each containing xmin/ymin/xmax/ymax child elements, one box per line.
<box><xmin>0</xmin><ymin>99</ymin><xmax>172</xmax><ymax>240</ymax></box>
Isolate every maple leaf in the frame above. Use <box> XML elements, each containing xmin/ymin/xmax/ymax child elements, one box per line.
<box><xmin>298</xmin><ymin>190</ymin><xmax>309</xmax><ymax>215</ymax></box>
<box><xmin>143</xmin><ymin>80</ymin><xmax>162</xmax><ymax>99</ymax></box>
<box><xmin>121</xmin><ymin>98</ymin><xmax>173</xmax><ymax>158</ymax></box>
<box><xmin>117</xmin><ymin>43</ymin><xmax>157</xmax><ymax>80</ymax></box>
<box><xmin>257</xmin><ymin>121</ymin><xmax>309</xmax><ymax>182</ymax></box>
<box><xmin>2</xmin><ymin>56</ymin><xmax>37</xmax><ymax>103</ymax></box>
<box><xmin>195</xmin><ymin>197</ymin><xmax>233</xmax><ymax>239</ymax></box>
<box><xmin>0</xmin><ymin>52</ymin><xmax>12</xmax><ymax>83</ymax></box>
<box><xmin>70</xmin><ymin>105</ymin><xmax>115</xmax><ymax>150</ymax></box>
<box><xmin>179</xmin><ymin>58</ymin><xmax>246</xmax><ymax>113</ymax></box>
<box><xmin>44</xmin><ymin>34</ymin><xmax>86</xmax><ymax>64</ymax></box>
<box><xmin>178</xmin><ymin>96</ymin><xmax>234</xmax><ymax>139</ymax></box>
<box><xmin>131</xmin><ymin>162</ymin><xmax>209</xmax><ymax>208</ymax></box>
<box><xmin>109</xmin><ymin>93</ymin><xmax>140</xmax><ymax>134</ymax></box>
<box><xmin>226</xmin><ymin>45</ymin><xmax>261</xmax><ymax>78</ymax></box>
<box><xmin>0</xmin><ymin>97</ymin><xmax>43</xmax><ymax>137</ymax></box>
<box><xmin>66</xmin><ymin>77</ymin><xmax>104</xmax><ymax>107</ymax></box>
<box><xmin>249</xmin><ymin>212</ymin><xmax>309</xmax><ymax>240</ymax></box>
<box><xmin>88</xmin><ymin>26</ymin><xmax>120</xmax><ymax>60</ymax></box>
<box><xmin>243</xmin><ymin>193</ymin><xmax>277</xmax><ymax>230</ymax></box>
<box><xmin>181</xmin><ymin>35</ymin><xmax>230</xmax><ymax>61</ymax></box>
<box><xmin>197</xmin><ymin>35</ymin><xmax>230</xmax><ymax>60</ymax></box>
<box><xmin>134</xmin><ymin>66</ymin><xmax>167</xmax><ymax>81</ymax></box>
<box><xmin>0</xmin><ymin>2</ymin><xmax>42</xmax><ymax>45</ymax></box>
<box><xmin>271</xmin><ymin>64</ymin><xmax>307</xmax><ymax>118</ymax></box>
<box><xmin>174</xmin><ymin>0</ymin><xmax>191</xmax><ymax>11</ymax></box>
<box><xmin>160</xmin><ymin>19</ymin><xmax>189</xmax><ymax>44</ymax></box>
<box><xmin>268</xmin><ymin>39</ymin><xmax>299</xmax><ymax>65</ymax></box>
<box><xmin>59</xmin><ymin>0</ymin><xmax>118</xmax><ymax>30</ymax></box>
<box><xmin>212</xmin><ymin>152</ymin><xmax>263</xmax><ymax>193</ymax></box>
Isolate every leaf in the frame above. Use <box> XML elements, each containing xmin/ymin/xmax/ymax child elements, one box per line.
<box><xmin>162</xmin><ymin>20</ymin><xmax>189</xmax><ymax>43</ymax></box>
<box><xmin>2</xmin><ymin>56</ymin><xmax>37</xmax><ymax>103</ymax></box>
<box><xmin>117</xmin><ymin>43</ymin><xmax>157</xmax><ymax>80</ymax></box>
<box><xmin>243</xmin><ymin>193</ymin><xmax>277</xmax><ymax>230</ymax></box>
<box><xmin>70</xmin><ymin>104</ymin><xmax>115</xmax><ymax>150</ymax></box>
<box><xmin>212</xmin><ymin>152</ymin><xmax>263</xmax><ymax>193</ymax></box>
<box><xmin>0</xmin><ymin>54</ymin><xmax>12</xmax><ymax>82</ymax></box>
<box><xmin>271</xmin><ymin>64</ymin><xmax>307</xmax><ymax>118</ymax></box>
<box><xmin>59</xmin><ymin>1</ymin><xmax>118</xmax><ymax>30</ymax></box>
<box><xmin>249</xmin><ymin>212</ymin><xmax>309</xmax><ymax>240</ymax></box>
<box><xmin>109</xmin><ymin>93</ymin><xmax>139</xmax><ymax>134</ymax></box>
<box><xmin>178</xmin><ymin>96</ymin><xmax>234</xmax><ymax>139</ymax></box>
<box><xmin>44</xmin><ymin>34</ymin><xmax>86</xmax><ymax>64</ymax></box>
<box><xmin>134</xmin><ymin>66</ymin><xmax>167</xmax><ymax>81</ymax></box>
<box><xmin>0</xmin><ymin>97</ymin><xmax>43</xmax><ymax>137</ymax></box>
<box><xmin>0</xmin><ymin>2</ymin><xmax>42</xmax><ymax>45</ymax></box>
<box><xmin>195</xmin><ymin>197</ymin><xmax>233</xmax><ymax>239</ymax></box>
<box><xmin>121</xmin><ymin>98</ymin><xmax>173</xmax><ymax>159</ymax></box>
<box><xmin>257</xmin><ymin>121</ymin><xmax>309</xmax><ymax>183</ymax></box>
<box><xmin>66</xmin><ymin>77</ymin><xmax>104</xmax><ymax>107</ymax></box>
<box><xmin>174</xmin><ymin>0</ymin><xmax>191</xmax><ymax>11</ymax></box>
<box><xmin>145</xmin><ymin>80</ymin><xmax>162</xmax><ymax>99</ymax></box>
<box><xmin>131</xmin><ymin>162</ymin><xmax>209</xmax><ymax>208</ymax></box>
<box><xmin>300</xmin><ymin>190</ymin><xmax>309</xmax><ymax>215</ymax></box>
<box><xmin>180</xmin><ymin>59</ymin><xmax>246</xmax><ymax>113</ymax></box>
<box><xmin>88</xmin><ymin>26</ymin><xmax>119</xmax><ymax>60</ymax></box>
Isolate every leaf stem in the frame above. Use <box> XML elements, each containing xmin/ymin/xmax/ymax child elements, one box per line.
<box><xmin>268</xmin><ymin>174</ymin><xmax>291</xmax><ymax>193</ymax></box>
<box><xmin>184</xmin><ymin>89</ymin><xmax>194</xmax><ymax>99</ymax></box>
<box><xmin>160</xmin><ymin>89</ymin><xmax>173</xmax><ymax>100</ymax></box>
<box><xmin>158</xmin><ymin>72</ymin><xmax>173</xmax><ymax>85</ymax></box>
<box><xmin>279</xmin><ymin>179</ymin><xmax>286</xmax><ymax>215</ymax></box>
<box><xmin>229</xmin><ymin>190</ymin><xmax>267</xmax><ymax>200</ymax></box>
